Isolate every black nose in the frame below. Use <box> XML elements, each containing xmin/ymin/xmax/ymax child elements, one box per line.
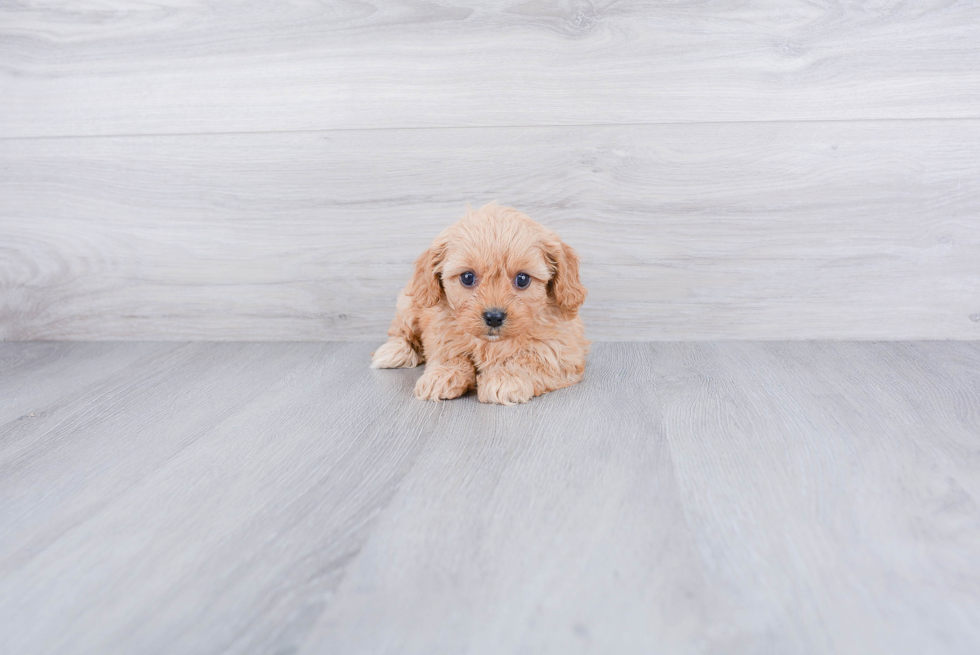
<box><xmin>483</xmin><ymin>308</ymin><xmax>507</xmax><ymax>328</ymax></box>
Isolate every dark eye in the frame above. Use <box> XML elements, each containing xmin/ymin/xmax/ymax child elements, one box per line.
<box><xmin>460</xmin><ymin>271</ymin><xmax>476</xmax><ymax>287</ymax></box>
<box><xmin>515</xmin><ymin>273</ymin><xmax>531</xmax><ymax>289</ymax></box>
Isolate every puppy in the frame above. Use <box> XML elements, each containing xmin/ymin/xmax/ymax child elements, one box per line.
<box><xmin>371</xmin><ymin>203</ymin><xmax>589</xmax><ymax>405</ymax></box>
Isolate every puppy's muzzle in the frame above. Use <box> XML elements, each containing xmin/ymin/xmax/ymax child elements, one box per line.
<box><xmin>482</xmin><ymin>308</ymin><xmax>506</xmax><ymax>328</ymax></box>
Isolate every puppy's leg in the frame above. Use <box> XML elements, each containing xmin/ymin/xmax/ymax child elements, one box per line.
<box><xmin>477</xmin><ymin>361</ymin><xmax>536</xmax><ymax>405</ymax></box>
<box><xmin>477</xmin><ymin>341</ymin><xmax>586</xmax><ymax>405</ymax></box>
<box><xmin>371</xmin><ymin>291</ymin><xmax>425</xmax><ymax>369</ymax></box>
<box><xmin>415</xmin><ymin>354</ymin><xmax>476</xmax><ymax>401</ymax></box>
<box><xmin>371</xmin><ymin>337</ymin><xmax>423</xmax><ymax>369</ymax></box>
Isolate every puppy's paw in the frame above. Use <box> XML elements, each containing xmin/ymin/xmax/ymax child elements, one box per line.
<box><xmin>414</xmin><ymin>366</ymin><xmax>473</xmax><ymax>401</ymax></box>
<box><xmin>371</xmin><ymin>338</ymin><xmax>424</xmax><ymax>369</ymax></box>
<box><xmin>477</xmin><ymin>371</ymin><xmax>534</xmax><ymax>405</ymax></box>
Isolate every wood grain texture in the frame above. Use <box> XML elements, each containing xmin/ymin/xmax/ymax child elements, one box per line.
<box><xmin>0</xmin><ymin>342</ymin><xmax>442</xmax><ymax>654</ymax></box>
<box><xmin>2</xmin><ymin>121</ymin><xmax>978</xmax><ymax>340</ymax></box>
<box><xmin>1</xmin><ymin>341</ymin><xmax>979</xmax><ymax>653</ymax></box>
<box><xmin>0</xmin><ymin>341</ymin><xmax>178</xmax><ymax>423</ymax></box>
<box><xmin>2</xmin><ymin>0</ymin><xmax>980</xmax><ymax>137</ymax></box>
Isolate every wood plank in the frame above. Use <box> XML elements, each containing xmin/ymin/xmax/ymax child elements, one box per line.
<box><xmin>303</xmin><ymin>342</ymin><xmax>731</xmax><ymax>653</ymax></box>
<box><xmin>653</xmin><ymin>341</ymin><xmax>980</xmax><ymax>653</ymax></box>
<box><xmin>1</xmin><ymin>342</ymin><xmax>979</xmax><ymax>652</ymax></box>
<box><xmin>2</xmin><ymin>121</ymin><xmax>978</xmax><ymax>340</ymax></box>
<box><xmin>2</xmin><ymin>1</ymin><xmax>980</xmax><ymax>137</ymax></box>
<box><xmin>0</xmin><ymin>341</ymin><xmax>179</xmax><ymax>423</ymax></box>
<box><xmin>0</xmin><ymin>343</ymin><xmax>312</xmax><ymax>560</ymax></box>
<box><xmin>301</xmin><ymin>342</ymin><xmax>980</xmax><ymax>654</ymax></box>
<box><xmin>0</xmin><ymin>342</ymin><xmax>440</xmax><ymax>654</ymax></box>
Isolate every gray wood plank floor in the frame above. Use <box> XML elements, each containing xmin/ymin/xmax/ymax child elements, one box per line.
<box><xmin>1</xmin><ymin>341</ymin><xmax>979</xmax><ymax>654</ymax></box>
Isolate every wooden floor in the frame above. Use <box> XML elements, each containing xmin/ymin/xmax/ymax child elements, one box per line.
<box><xmin>1</xmin><ymin>341</ymin><xmax>979</xmax><ymax>654</ymax></box>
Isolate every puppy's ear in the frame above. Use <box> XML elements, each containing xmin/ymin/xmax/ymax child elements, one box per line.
<box><xmin>546</xmin><ymin>239</ymin><xmax>587</xmax><ymax>313</ymax></box>
<box><xmin>409</xmin><ymin>239</ymin><xmax>446</xmax><ymax>308</ymax></box>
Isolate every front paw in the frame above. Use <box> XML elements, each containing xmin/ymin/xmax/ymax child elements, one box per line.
<box><xmin>477</xmin><ymin>371</ymin><xmax>534</xmax><ymax>405</ymax></box>
<box><xmin>414</xmin><ymin>366</ymin><xmax>473</xmax><ymax>401</ymax></box>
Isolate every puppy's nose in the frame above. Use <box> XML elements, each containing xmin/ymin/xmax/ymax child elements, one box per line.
<box><xmin>482</xmin><ymin>308</ymin><xmax>507</xmax><ymax>328</ymax></box>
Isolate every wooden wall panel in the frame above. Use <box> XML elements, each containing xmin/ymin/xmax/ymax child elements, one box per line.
<box><xmin>2</xmin><ymin>120</ymin><xmax>978</xmax><ymax>340</ymax></box>
<box><xmin>2</xmin><ymin>1</ymin><xmax>980</xmax><ymax>137</ymax></box>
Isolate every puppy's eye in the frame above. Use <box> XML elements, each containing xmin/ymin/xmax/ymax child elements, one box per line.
<box><xmin>459</xmin><ymin>271</ymin><xmax>476</xmax><ymax>287</ymax></box>
<box><xmin>514</xmin><ymin>272</ymin><xmax>531</xmax><ymax>289</ymax></box>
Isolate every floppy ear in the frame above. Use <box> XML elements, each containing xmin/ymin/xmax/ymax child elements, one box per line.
<box><xmin>408</xmin><ymin>239</ymin><xmax>446</xmax><ymax>308</ymax></box>
<box><xmin>546</xmin><ymin>239</ymin><xmax>587</xmax><ymax>313</ymax></box>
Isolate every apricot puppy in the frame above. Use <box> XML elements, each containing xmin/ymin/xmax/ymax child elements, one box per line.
<box><xmin>371</xmin><ymin>203</ymin><xmax>589</xmax><ymax>405</ymax></box>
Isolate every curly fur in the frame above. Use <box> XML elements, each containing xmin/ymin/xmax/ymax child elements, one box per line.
<box><xmin>371</xmin><ymin>203</ymin><xmax>589</xmax><ymax>405</ymax></box>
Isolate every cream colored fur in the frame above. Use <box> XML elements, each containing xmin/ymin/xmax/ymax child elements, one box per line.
<box><xmin>371</xmin><ymin>203</ymin><xmax>589</xmax><ymax>405</ymax></box>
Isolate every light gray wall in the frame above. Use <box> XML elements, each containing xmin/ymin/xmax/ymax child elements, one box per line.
<box><xmin>2</xmin><ymin>1</ymin><xmax>978</xmax><ymax>340</ymax></box>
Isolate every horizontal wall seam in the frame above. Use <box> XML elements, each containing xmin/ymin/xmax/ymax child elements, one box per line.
<box><xmin>4</xmin><ymin>115</ymin><xmax>980</xmax><ymax>142</ymax></box>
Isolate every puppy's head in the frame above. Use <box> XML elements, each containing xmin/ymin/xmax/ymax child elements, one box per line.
<box><xmin>409</xmin><ymin>203</ymin><xmax>587</xmax><ymax>341</ymax></box>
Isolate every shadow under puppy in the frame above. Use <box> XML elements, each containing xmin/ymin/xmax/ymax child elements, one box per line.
<box><xmin>371</xmin><ymin>203</ymin><xmax>589</xmax><ymax>405</ymax></box>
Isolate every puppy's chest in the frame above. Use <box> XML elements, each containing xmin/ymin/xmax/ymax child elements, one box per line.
<box><xmin>469</xmin><ymin>338</ymin><xmax>521</xmax><ymax>370</ymax></box>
